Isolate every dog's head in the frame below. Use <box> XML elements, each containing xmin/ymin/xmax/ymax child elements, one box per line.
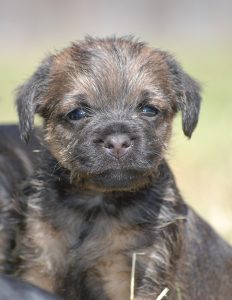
<box><xmin>16</xmin><ymin>37</ymin><xmax>201</xmax><ymax>191</ymax></box>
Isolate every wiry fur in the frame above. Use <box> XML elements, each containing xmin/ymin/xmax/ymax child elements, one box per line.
<box><xmin>5</xmin><ymin>36</ymin><xmax>232</xmax><ymax>299</ymax></box>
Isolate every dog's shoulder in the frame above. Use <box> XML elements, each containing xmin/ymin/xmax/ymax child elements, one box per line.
<box><xmin>176</xmin><ymin>207</ymin><xmax>232</xmax><ymax>299</ymax></box>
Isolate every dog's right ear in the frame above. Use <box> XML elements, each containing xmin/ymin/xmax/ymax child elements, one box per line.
<box><xmin>160</xmin><ymin>51</ymin><xmax>202</xmax><ymax>138</ymax></box>
<box><xmin>178</xmin><ymin>72</ymin><xmax>201</xmax><ymax>138</ymax></box>
<box><xmin>15</xmin><ymin>55</ymin><xmax>54</xmax><ymax>143</ymax></box>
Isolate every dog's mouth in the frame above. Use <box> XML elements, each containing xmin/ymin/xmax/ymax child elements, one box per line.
<box><xmin>80</xmin><ymin>168</ymin><xmax>153</xmax><ymax>192</ymax></box>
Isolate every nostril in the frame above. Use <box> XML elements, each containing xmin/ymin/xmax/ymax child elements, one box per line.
<box><xmin>105</xmin><ymin>143</ymin><xmax>114</xmax><ymax>149</ymax></box>
<box><xmin>122</xmin><ymin>141</ymin><xmax>131</xmax><ymax>148</ymax></box>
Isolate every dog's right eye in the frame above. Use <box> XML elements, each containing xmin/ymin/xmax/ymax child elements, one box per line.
<box><xmin>138</xmin><ymin>103</ymin><xmax>160</xmax><ymax>118</ymax></box>
<box><xmin>66</xmin><ymin>108</ymin><xmax>88</xmax><ymax>121</ymax></box>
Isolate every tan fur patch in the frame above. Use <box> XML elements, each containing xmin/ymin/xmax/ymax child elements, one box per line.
<box><xmin>98</xmin><ymin>254</ymin><xmax>131</xmax><ymax>300</ymax></box>
<box><xmin>21</xmin><ymin>267</ymin><xmax>55</xmax><ymax>293</ymax></box>
<box><xmin>21</xmin><ymin>217</ymin><xmax>67</xmax><ymax>291</ymax></box>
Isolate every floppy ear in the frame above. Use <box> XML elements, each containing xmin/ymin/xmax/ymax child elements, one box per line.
<box><xmin>178</xmin><ymin>72</ymin><xmax>201</xmax><ymax>138</ymax></box>
<box><xmin>163</xmin><ymin>53</ymin><xmax>202</xmax><ymax>138</ymax></box>
<box><xmin>15</xmin><ymin>55</ymin><xmax>54</xmax><ymax>143</ymax></box>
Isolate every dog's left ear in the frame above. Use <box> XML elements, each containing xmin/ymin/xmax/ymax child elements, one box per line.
<box><xmin>178</xmin><ymin>72</ymin><xmax>202</xmax><ymax>138</ymax></box>
<box><xmin>15</xmin><ymin>55</ymin><xmax>54</xmax><ymax>143</ymax></box>
<box><xmin>163</xmin><ymin>53</ymin><xmax>202</xmax><ymax>138</ymax></box>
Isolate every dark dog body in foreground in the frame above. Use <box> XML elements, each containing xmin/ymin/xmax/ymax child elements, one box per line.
<box><xmin>0</xmin><ymin>274</ymin><xmax>62</xmax><ymax>300</ymax></box>
<box><xmin>3</xmin><ymin>37</ymin><xmax>232</xmax><ymax>299</ymax></box>
<box><xmin>0</xmin><ymin>125</ymin><xmax>40</xmax><ymax>273</ymax></box>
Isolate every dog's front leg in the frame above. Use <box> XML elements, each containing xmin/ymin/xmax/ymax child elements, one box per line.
<box><xmin>18</xmin><ymin>217</ymin><xmax>66</xmax><ymax>294</ymax></box>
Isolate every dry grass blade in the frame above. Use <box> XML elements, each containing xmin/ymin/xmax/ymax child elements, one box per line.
<box><xmin>155</xmin><ymin>287</ymin><xmax>169</xmax><ymax>300</ymax></box>
<box><xmin>130</xmin><ymin>252</ymin><xmax>145</xmax><ymax>300</ymax></box>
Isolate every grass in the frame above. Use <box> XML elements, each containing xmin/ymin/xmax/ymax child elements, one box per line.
<box><xmin>0</xmin><ymin>46</ymin><xmax>232</xmax><ymax>244</ymax></box>
<box><xmin>0</xmin><ymin>55</ymin><xmax>42</xmax><ymax>122</ymax></box>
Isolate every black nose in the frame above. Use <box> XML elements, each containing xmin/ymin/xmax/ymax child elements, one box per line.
<box><xmin>103</xmin><ymin>134</ymin><xmax>132</xmax><ymax>159</ymax></box>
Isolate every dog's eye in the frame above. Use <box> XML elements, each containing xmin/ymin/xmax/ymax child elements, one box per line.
<box><xmin>140</xmin><ymin>104</ymin><xmax>160</xmax><ymax>117</ymax></box>
<box><xmin>66</xmin><ymin>108</ymin><xmax>88</xmax><ymax>121</ymax></box>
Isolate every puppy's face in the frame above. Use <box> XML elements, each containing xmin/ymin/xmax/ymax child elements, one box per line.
<box><xmin>16</xmin><ymin>37</ymin><xmax>201</xmax><ymax>192</ymax></box>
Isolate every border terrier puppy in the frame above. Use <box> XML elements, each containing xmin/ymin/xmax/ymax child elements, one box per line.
<box><xmin>14</xmin><ymin>37</ymin><xmax>232</xmax><ymax>300</ymax></box>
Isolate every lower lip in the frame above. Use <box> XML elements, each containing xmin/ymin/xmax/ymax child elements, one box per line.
<box><xmin>86</xmin><ymin>169</ymin><xmax>145</xmax><ymax>188</ymax></box>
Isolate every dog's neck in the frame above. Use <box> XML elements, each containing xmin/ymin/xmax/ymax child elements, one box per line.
<box><xmin>29</xmin><ymin>150</ymin><xmax>186</xmax><ymax>222</ymax></box>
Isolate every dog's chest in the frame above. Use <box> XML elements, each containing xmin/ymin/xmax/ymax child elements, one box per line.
<box><xmin>64</xmin><ymin>213</ymin><xmax>133</xmax><ymax>298</ymax></box>
<box><xmin>56</xmin><ymin>207</ymin><xmax>153</xmax><ymax>300</ymax></box>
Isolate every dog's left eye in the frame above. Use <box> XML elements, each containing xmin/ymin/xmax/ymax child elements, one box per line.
<box><xmin>66</xmin><ymin>107</ymin><xmax>89</xmax><ymax>121</ymax></box>
<box><xmin>139</xmin><ymin>104</ymin><xmax>160</xmax><ymax>117</ymax></box>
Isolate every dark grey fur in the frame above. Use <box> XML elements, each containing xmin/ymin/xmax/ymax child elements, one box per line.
<box><xmin>5</xmin><ymin>37</ymin><xmax>232</xmax><ymax>299</ymax></box>
<box><xmin>0</xmin><ymin>274</ymin><xmax>62</xmax><ymax>300</ymax></box>
<box><xmin>0</xmin><ymin>125</ymin><xmax>40</xmax><ymax>273</ymax></box>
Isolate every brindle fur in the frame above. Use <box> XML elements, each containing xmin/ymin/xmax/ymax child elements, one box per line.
<box><xmin>4</xmin><ymin>37</ymin><xmax>232</xmax><ymax>299</ymax></box>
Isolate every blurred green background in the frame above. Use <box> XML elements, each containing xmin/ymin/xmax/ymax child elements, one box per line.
<box><xmin>0</xmin><ymin>0</ymin><xmax>231</xmax><ymax>243</ymax></box>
